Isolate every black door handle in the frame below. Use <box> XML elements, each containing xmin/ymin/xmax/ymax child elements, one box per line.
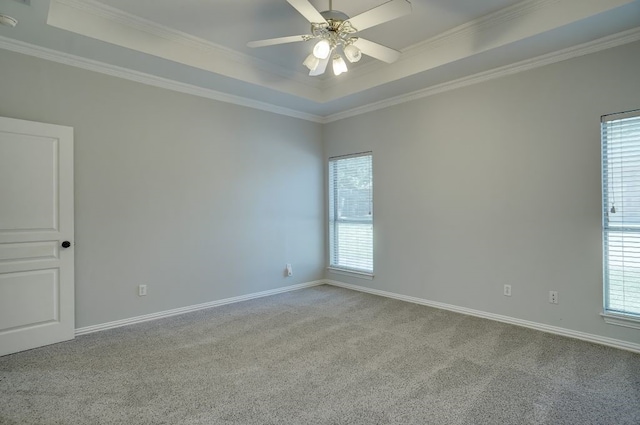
<box><xmin>61</xmin><ymin>241</ymin><xmax>71</xmax><ymax>248</ymax></box>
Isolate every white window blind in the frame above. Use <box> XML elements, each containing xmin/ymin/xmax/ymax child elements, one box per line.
<box><xmin>329</xmin><ymin>152</ymin><xmax>373</xmax><ymax>274</ymax></box>
<box><xmin>602</xmin><ymin>110</ymin><xmax>640</xmax><ymax>317</ymax></box>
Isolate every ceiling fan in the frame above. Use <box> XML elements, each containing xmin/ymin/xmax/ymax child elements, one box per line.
<box><xmin>247</xmin><ymin>0</ymin><xmax>412</xmax><ymax>76</ymax></box>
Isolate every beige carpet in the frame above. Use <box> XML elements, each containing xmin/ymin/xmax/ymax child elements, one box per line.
<box><xmin>1</xmin><ymin>285</ymin><xmax>639</xmax><ymax>424</ymax></box>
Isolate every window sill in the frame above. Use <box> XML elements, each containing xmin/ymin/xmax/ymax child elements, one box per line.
<box><xmin>326</xmin><ymin>267</ymin><xmax>374</xmax><ymax>280</ymax></box>
<box><xmin>601</xmin><ymin>312</ymin><xmax>640</xmax><ymax>330</ymax></box>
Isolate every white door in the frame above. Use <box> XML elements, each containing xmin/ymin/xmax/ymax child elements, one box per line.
<box><xmin>0</xmin><ymin>116</ymin><xmax>74</xmax><ymax>356</ymax></box>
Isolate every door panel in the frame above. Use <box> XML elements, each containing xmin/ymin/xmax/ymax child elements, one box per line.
<box><xmin>0</xmin><ymin>241</ymin><xmax>59</xmax><ymax>262</ymax></box>
<box><xmin>0</xmin><ymin>269</ymin><xmax>58</xmax><ymax>330</ymax></box>
<box><xmin>0</xmin><ymin>134</ymin><xmax>59</xmax><ymax>231</ymax></box>
<box><xmin>0</xmin><ymin>117</ymin><xmax>74</xmax><ymax>357</ymax></box>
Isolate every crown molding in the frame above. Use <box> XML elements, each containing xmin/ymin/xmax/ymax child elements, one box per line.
<box><xmin>49</xmin><ymin>0</ymin><xmax>564</xmax><ymax>98</ymax></box>
<box><xmin>54</xmin><ymin>0</ymin><xmax>318</xmax><ymax>89</ymax></box>
<box><xmin>324</xmin><ymin>0</ymin><xmax>560</xmax><ymax>89</ymax></box>
<box><xmin>401</xmin><ymin>0</ymin><xmax>559</xmax><ymax>58</ymax></box>
<box><xmin>48</xmin><ymin>0</ymin><xmax>324</xmax><ymax>101</ymax></box>
<box><xmin>0</xmin><ymin>35</ymin><xmax>324</xmax><ymax>123</ymax></box>
<box><xmin>55</xmin><ymin>0</ymin><xmax>319</xmax><ymax>90</ymax></box>
<box><xmin>322</xmin><ymin>27</ymin><xmax>640</xmax><ymax>123</ymax></box>
<box><xmin>1</xmin><ymin>24</ymin><xmax>638</xmax><ymax>125</ymax></box>
<box><xmin>323</xmin><ymin>0</ymin><xmax>638</xmax><ymax>100</ymax></box>
<box><xmin>405</xmin><ymin>0</ymin><xmax>560</xmax><ymax>52</ymax></box>
<box><xmin>45</xmin><ymin>0</ymin><xmax>639</xmax><ymax>106</ymax></box>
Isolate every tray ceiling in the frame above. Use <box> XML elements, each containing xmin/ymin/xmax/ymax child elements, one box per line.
<box><xmin>0</xmin><ymin>0</ymin><xmax>639</xmax><ymax>121</ymax></box>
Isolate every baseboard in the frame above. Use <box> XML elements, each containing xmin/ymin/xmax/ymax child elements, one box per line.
<box><xmin>324</xmin><ymin>280</ymin><xmax>640</xmax><ymax>354</ymax></box>
<box><xmin>75</xmin><ymin>280</ymin><xmax>325</xmax><ymax>336</ymax></box>
<box><xmin>76</xmin><ymin>278</ymin><xmax>640</xmax><ymax>353</ymax></box>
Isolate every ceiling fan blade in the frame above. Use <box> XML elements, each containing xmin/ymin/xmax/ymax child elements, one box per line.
<box><xmin>353</xmin><ymin>38</ymin><xmax>401</xmax><ymax>63</ymax></box>
<box><xmin>347</xmin><ymin>0</ymin><xmax>412</xmax><ymax>32</ymax></box>
<box><xmin>247</xmin><ymin>35</ymin><xmax>311</xmax><ymax>48</ymax></box>
<box><xmin>286</xmin><ymin>0</ymin><xmax>328</xmax><ymax>24</ymax></box>
<box><xmin>309</xmin><ymin>55</ymin><xmax>330</xmax><ymax>76</ymax></box>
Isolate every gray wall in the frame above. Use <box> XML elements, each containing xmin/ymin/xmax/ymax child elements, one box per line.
<box><xmin>324</xmin><ymin>41</ymin><xmax>640</xmax><ymax>345</ymax></box>
<box><xmin>0</xmin><ymin>50</ymin><xmax>324</xmax><ymax>328</ymax></box>
<box><xmin>2</xmin><ymin>40</ymin><xmax>639</xmax><ymax>345</ymax></box>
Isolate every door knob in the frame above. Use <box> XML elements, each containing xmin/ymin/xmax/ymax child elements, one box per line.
<box><xmin>61</xmin><ymin>241</ymin><xmax>71</xmax><ymax>248</ymax></box>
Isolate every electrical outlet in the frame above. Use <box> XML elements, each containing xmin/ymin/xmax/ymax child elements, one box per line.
<box><xmin>503</xmin><ymin>284</ymin><xmax>512</xmax><ymax>297</ymax></box>
<box><xmin>549</xmin><ymin>291</ymin><xmax>558</xmax><ymax>304</ymax></box>
<box><xmin>138</xmin><ymin>284</ymin><xmax>147</xmax><ymax>296</ymax></box>
<box><xmin>286</xmin><ymin>264</ymin><xmax>293</xmax><ymax>277</ymax></box>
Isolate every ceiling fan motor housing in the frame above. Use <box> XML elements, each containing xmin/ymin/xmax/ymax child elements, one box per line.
<box><xmin>312</xmin><ymin>9</ymin><xmax>358</xmax><ymax>50</ymax></box>
<box><xmin>320</xmin><ymin>10</ymin><xmax>350</xmax><ymax>23</ymax></box>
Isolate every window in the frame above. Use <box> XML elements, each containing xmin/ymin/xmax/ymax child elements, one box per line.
<box><xmin>602</xmin><ymin>110</ymin><xmax>640</xmax><ymax>319</ymax></box>
<box><xmin>328</xmin><ymin>152</ymin><xmax>373</xmax><ymax>275</ymax></box>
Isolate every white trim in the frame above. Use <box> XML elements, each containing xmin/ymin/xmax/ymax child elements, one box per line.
<box><xmin>326</xmin><ymin>267</ymin><xmax>374</xmax><ymax>280</ymax></box>
<box><xmin>324</xmin><ymin>280</ymin><xmax>640</xmax><ymax>354</ymax></box>
<box><xmin>322</xmin><ymin>0</ymin><xmax>637</xmax><ymax>101</ymax></box>
<box><xmin>323</xmin><ymin>27</ymin><xmax>640</xmax><ymax>123</ymax></box>
<box><xmin>402</xmin><ymin>0</ymin><xmax>558</xmax><ymax>57</ymax></box>
<box><xmin>56</xmin><ymin>0</ymin><xmax>553</xmax><ymax>95</ymax></box>
<box><xmin>324</xmin><ymin>0</ymin><xmax>559</xmax><ymax>90</ymax></box>
<box><xmin>46</xmin><ymin>0</ymin><xmax>636</xmax><ymax>105</ymax></box>
<box><xmin>75</xmin><ymin>280</ymin><xmax>325</xmax><ymax>336</ymax></box>
<box><xmin>1</xmin><ymin>25</ymin><xmax>638</xmax><ymax>124</ymax></box>
<box><xmin>0</xmin><ymin>36</ymin><xmax>324</xmax><ymax>124</ymax></box>
<box><xmin>51</xmin><ymin>0</ymin><xmax>320</xmax><ymax>92</ymax></box>
<box><xmin>58</xmin><ymin>0</ymin><xmax>271</xmax><ymax>67</ymax></box>
<box><xmin>602</xmin><ymin>312</ymin><xmax>640</xmax><ymax>330</ymax></box>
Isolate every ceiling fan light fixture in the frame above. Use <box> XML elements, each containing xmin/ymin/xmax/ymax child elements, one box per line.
<box><xmin>247</xmin><ymin>0</ymin><xmax>411</xmax><ymax>77</ymax></box>
<box><xmin>332</xmin><ymin>54</ymin><xmax>347</xmax><ymax>76</ymax></box>
<box><xmin>343</xmin><ymin>44</ymin><xmax>362</xmax><ymax>63</ymax></box>
<box><xmin>303</xmin><ymin>53</ymin><xmax>320</xmax><ymax>71</ymax></box>
<box><xmin>312</xmin><ymin>39</ymin><xmax>331</xmax><ymax>59</ymax></box>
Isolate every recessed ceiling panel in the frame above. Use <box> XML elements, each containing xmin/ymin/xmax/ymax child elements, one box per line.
<box><xmin>96</xmin><ymin>0</ymin><xmax>525</xmax><ymax>73</ymax></box>
<box><xmin>2</xmin><ymin>0</ymin><xmax>638</xmax><ymax>118</ymax></box>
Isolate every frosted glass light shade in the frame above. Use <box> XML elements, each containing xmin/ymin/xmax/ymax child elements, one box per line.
<box><xmin>344</xmin><ymin>44</ymin><xmax>362</xmax><ymax>63</ymax></box>
<box><xmin>332</xmin><ymin>55</ymin><xmax>348</xmax><ymax>76</ymax></box>
<box><xmin>303</xmin><ymin>54</ymin><xmax>320</xmax><ymax>71</ymax></box>
<box><xmin>313</xmin><ymin>39</ymin><xmax>331</xmax><ymax>60</ymax></box>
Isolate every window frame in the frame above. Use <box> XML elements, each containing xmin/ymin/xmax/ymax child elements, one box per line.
<box><xmin>327</xmin><ymin>152</ymin><xmax>374</xmax><ymax>278</ymax></box>
<box><xmin>601</xmin><ymin>109</ymin><xmax>640</xmax><ymax>328</ymax></box>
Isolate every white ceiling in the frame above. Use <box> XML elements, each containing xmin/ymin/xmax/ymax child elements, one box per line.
<box><xmin>1</xmin><ymin>0</ymin><xmax>639</xmax><ymax>121</ymax></box>
<box><xmin>95</xmin><ymin>0</ymin><xmax>523</xmax><ymax>72</ymax></box>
